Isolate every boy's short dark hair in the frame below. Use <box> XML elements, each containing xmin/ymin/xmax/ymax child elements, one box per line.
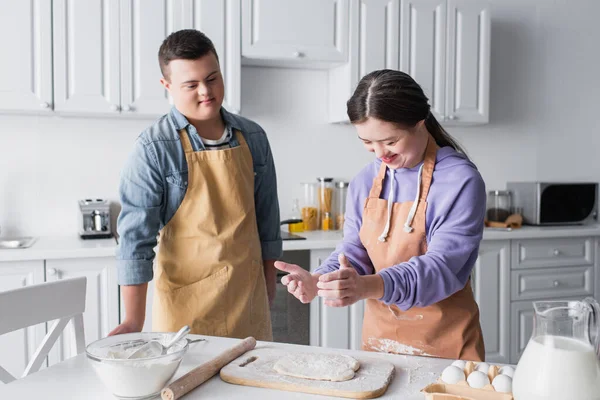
<box><xmin>158</xmin><ymin>29</ymin><xmax>219</xmax><ymax>79</ymax></box>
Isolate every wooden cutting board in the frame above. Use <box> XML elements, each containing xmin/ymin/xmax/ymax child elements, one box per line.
<box><xmin>220</xmin><ymin>346</ymin><xmax>395</xmax><ymax>399</ymax></box>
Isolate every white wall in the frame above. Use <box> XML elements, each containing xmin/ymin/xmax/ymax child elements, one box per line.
<box><xmin>0</xmin><ymin>0</ymin><xmax>598</xmax><ymax>237</ymax></box>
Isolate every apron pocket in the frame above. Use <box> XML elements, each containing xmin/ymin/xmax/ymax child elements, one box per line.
<box><xmin>160</xmin><ymin>265</ymin><xmax>229</xmax><ymax>336</ymax></box>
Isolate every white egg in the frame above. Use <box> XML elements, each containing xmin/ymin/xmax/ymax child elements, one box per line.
<box><xmin>475</xmin><ymin>362</ymin><xmax>491</xmax><ymax>373</ymax></box>
<box><xmin>467</xmin><ymin>370</ymin><xmax>490</xmax><ymax>389</ymax></box>
<box><xmin>441</xmin><ymin>365</ymin><xmax>466</xmax><ymax>384</ymax></box>
<box><xmin>492</xmin><ymin>374</ymin><xmax>513</xmax><ymax>393</ymax></box>
<box><xmin>498</xmin><ymin>365</ymin><xmax>515</xmax><ymax>378</ymax></box>
<box><xmin>451</xmin><ymin>360</ymin><xmax>467</xmax><ymax>370</ymax></box>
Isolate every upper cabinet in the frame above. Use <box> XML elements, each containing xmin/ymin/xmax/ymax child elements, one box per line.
<box><xmin>1</xmin><ymin>0</ymin><xmax>488</xmax><ymax>123</ymax></box>
<box><xmin>399</xmin><ymin>0</ymin><xmax>447</xmax><ymax>122</ymax></box>
<box><xmin>445</xmin><ymin>0</ymin><xmax>491</xmax><ymax>124</ymax></box>
<box><xmin>329</xmin><ymin>0</ymin><xmax>490</xmax><ymax>124</ymax></box>
<box><xmin>52</xmin><ymin>0</ymin><xmax>121</xmax><ymax>115</ymax></box>
<box><xmin>0</xmin><ymin>0</ymin><xmax>53</xmax><ymax>113</ymax></box>
<box><xmin>242</xmin><ymin>0</ymin><xmax>350</xmax><ymax>67</ymax></box>
<box><xmin>53</xmin><ymin>0</ymin><xmax>181</xmax><ymax>117</ymax></box>
<box><xmin>178</xmin><ymin>0</ymin><xmax>241</xmax><ymax>113</ymax></box>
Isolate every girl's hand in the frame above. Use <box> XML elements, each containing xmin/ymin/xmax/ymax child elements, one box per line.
<box><xmin>317</xmin><ymin>253</ymin><xmax>385</xmax><ymax>307</ymax></box>
<box><xmin>274</xmin><ymin>261</ymin><xmax>320</xmax><ymax>303</ymax></box>
<box><xmin>317</xmin><ymin>253</ymin><xmax>362</xmax><ymax>307</ymax></box>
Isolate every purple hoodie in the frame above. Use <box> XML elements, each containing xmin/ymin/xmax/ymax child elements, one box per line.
<box><xmin>315</xmin><ymin>146</ymin><xmax>486</xmax><ymax>311</ymax></box>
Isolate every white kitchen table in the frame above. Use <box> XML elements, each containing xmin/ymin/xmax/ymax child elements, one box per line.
<box><xmin>0</xmin><ymin>335</ymin><xmax>455</xmax><ymax>399</ymax></box>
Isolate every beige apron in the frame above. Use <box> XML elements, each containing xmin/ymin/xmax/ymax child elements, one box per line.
<box><xmin>152</xmin><ymin>129</ymin><xmax>272</xmax><ymax>341</ymax></box>
<box><xmin>359</xmin><ymin>136</ymin><xmax>485</xmax><ymax>361</ymax></box>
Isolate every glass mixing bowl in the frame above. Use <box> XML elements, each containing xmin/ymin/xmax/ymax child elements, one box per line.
<box><xmin>86</xmin><ymin>332</ymin><xmax>189</xmax><ymax>399</ymax></box>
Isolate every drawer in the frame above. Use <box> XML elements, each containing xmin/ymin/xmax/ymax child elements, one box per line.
<box><xmin>511</xmin><ymin>266</ymin><xmax>594</xmax><ymax>301</ymax></box>
<box><xmin>511</xmin><ymin>237</ymin><xmax>594</xmax><ymax>269</ymax></box>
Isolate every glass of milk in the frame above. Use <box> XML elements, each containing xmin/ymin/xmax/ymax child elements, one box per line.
<box><xmin>513</xmin><ymin>297</ymin><xmax>600</xmax><ymax>400</ymax></box>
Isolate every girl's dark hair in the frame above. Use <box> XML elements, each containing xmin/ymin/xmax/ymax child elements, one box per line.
<box><xmin>158</xmin><ymin>29</ymin><xmax>219</xmax><ymax>79</ymax></box>
<box><xmin>347</xmin><ymin>69</ymin><xmax>467</xmax><ymax>156</ymax></box>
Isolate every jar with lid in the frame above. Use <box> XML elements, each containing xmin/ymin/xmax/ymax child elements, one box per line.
<box><xmin>317</xmin><ymin>177</ymin><xmax>334</xmax><ymax>230</ymax></box>
<box><xmin>301</xmin><ymin>182</ymin><xmax>319</xmax><ymax>231</ymax></box>
<box><xmin>335</xmin><ymin>181</ymin><xmax>349</xmax><ymax>231</ymax></box>
<box><xmin>486</xmin><ymin>190</ymin><xmax>512</xmax><ymax>222</ymax></box>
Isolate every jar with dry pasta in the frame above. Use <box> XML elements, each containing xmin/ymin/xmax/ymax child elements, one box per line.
<box><xmin>317</xmin><ymin>177</ymin><xmax>334</xmax><ymax>230</ymax></box>
<box><xmin>301</xmin><ymin>182</ymin><xmax>319</xmax><ymax>231</ymax></box>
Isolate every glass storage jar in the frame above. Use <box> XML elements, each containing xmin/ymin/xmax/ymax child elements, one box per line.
<box><xmin>301</xmin><ymin>182</ymin><xmax>319</xmax><ymax>231</ymax></box>
<box><xmin>317</xmin><ymin>177</ymin><xmax>334</xmax><ymax>230</ymax></box>
<box><xmin>486</xmin><ymin>190</ymin><xmax>512</xmax><ymax>222</ymax></box>
<box><xmin>335</xmin><ymin>181</ymin><xmax>349</xmax><ymax>231</ymax></box>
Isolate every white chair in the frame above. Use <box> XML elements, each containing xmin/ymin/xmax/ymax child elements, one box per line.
<box><xmin>0</xmin><ymin>276</ymin><xmax>86</xmax><ymax>383</ymax></box>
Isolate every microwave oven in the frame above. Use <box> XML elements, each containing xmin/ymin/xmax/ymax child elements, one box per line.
<box><xmin>506</xmin><ymin>182</ymin><xmax>598</xmax><ymax>226</ymax></box>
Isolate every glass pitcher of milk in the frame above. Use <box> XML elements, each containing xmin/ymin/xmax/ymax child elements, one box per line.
<box><xmin>513</xmin><ymin>297</ymin><xmax>600</xmax><ymax>400</ymax></box>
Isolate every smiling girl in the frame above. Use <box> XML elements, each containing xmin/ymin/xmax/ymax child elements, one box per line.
<box><xmin>275</xmin><ymin>69</ymin><xmax>486</xmax><ymax>361</ymax></box>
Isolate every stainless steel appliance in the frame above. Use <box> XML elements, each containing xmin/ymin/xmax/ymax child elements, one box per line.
<box><xmin>79</xmin><ymin>199</ymin><xmax>113</xmax><ymax>239</ymax></box>
<box><xmin>506</xmin><ymin>182</ymin><xmax>598</xmax><ymax>225</ymax></box>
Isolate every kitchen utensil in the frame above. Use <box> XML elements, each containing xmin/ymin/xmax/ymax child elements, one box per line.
<box><xmin>512</xmin><ymin>297</ymin><xmax>600</xmax><ymax>399</ymax></box>
<box><xmin>161</xmin><ymin>336</ymin><xmax>257</xmax><ymax>400</ymax></box>
<box><xmin>86</xmin><ymin>332</ymin><xmax>189</xmax><ymax>399</ymax></box>
<box><xmin>127</xmin><ymin>325</ymin><xmax>190</xmax><ymax>359</ymax></box>
<box><xmin>220</xmin><ymin>347</ymin><xmax>395</xmax><ymax>399</ymax></box>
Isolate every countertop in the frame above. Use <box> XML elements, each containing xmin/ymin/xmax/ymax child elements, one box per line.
<box><xmin>0</xmin><ymin>334</ymin><xmax>463</xmax><ymax>399</ymax></box>
<box><xmin>1</xmin><ymin>224</ymin><xmax>600</xmax><ymax>262</ymax></box>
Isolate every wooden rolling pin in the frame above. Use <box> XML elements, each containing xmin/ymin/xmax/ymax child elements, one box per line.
<box><xmin>161</xmin><ymin>336</ymin><xmax>257</xmax><ymax>400</ymax></box>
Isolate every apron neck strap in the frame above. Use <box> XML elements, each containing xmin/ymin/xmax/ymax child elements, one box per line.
<box><xmin>178</xmin><ymin>128</ymin><xmax>194</xmax><ymax>154</ymax></box>
<box><xmin>419</xmin><ymin>135</ymin><xmax>438</xmax><ymax>202</ymax></box>
<box><xmin>369</xmin><ymin>162</ymin><xmax>388</xmax><ymax>198</ymax></box>
<box><xmin>368</xmin><ymin>134</ymin><xmax>438</xmax><ymax>200</ymax></box>
<box><xmin>234</xmin><ymin>129</ymin><xmax>247</xmax><ymax>146</ymax></box>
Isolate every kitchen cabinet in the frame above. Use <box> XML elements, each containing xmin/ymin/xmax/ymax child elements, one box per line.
<box><xmin>53</xmin><ymin>0</ymin><xmax>193</xmax><ymax>117</ymax></box>
<box><xmin>45</xmin><ymin>257</ymin><xmax>118</xmax><ymax>365</ymax></box>
<box><xmin>6</xmin><ymin>0</ymin><xmax>239</xmax><ymax>117</ymax></box>
<box><xmin>53</xmin><ymin>0</ymin><xmax>192</xmax><ymax>116</ymax></box>
<box><xmin>52</xmin><ymin>0</ymin><xmax>121</xmax><ymax>115</ymax></box>
<box><xmin>329</xmin><ymin>0</ymin><xmax>490</xmax><ymax>124</ymax></box>
<box><xmin>473</xmin><ymin>240</ymin><xmax>511</xmax><ymax>364</ymax></box>
<box><xmin>445</xmin><ymin>0</ymin><xmax>491</xmax><ymax>124</ymax></box>
<box><xmin>178</xmin><ymin>0</ymin><xmax>241</xmax><ymax>113</ymax></box>
<box><xmin>0</xmin><ymin>0</ymin><xmax>53</xmax><ymax>113</ymax></box>
<box><xmin>242</xmin><ymin>0</ymin><xmax>349</xmax><ymax>67</ymax></box>
<box><xmin>510</xmin><ymin>300</ymin><xmax>534</xmax><ymax>364</ymax></box>
<box><xmin>0</xmin><ymin>261</ymin><xmax>46</xmax><ymax>379</ymax></box>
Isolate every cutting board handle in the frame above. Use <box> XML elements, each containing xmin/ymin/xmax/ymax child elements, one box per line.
<box><xmin>161</xmin><ymin>336</ymin><xmax>257</xmax><ymax>400</ymax></box>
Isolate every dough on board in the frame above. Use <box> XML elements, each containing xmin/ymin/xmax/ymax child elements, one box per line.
<box><xmin>273</xmin><ymin>353</ymin><xmax>361</xmax><ymax>382</ymax></box>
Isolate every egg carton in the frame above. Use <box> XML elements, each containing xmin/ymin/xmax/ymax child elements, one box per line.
<box><xmin>421</xmin><ymin>361</ymin><xmax>514</xmax><ymax>400</ymax></box>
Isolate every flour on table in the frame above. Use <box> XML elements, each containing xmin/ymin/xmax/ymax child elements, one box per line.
<box><xmin>366</xmin><ymin>337</ymin><xmax>433</xmax><ymax>357</ymax></box>
<box><xmin>273</xmin><ymin>353</ymin><xmax>360</xmax><ymax>382</ymax></box>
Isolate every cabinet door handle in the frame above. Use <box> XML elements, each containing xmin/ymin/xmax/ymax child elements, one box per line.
<box><xmin>40</xmin><ymin>102</ymin><xmax>51</xmax><ymax>109</ymax></box>
<box><xmin>123</xmin><ymin>105</ymin><xmax>132</xmax><ymax>112</ymax></box>
<box><xmin>293</xmin><ymin>51</ymin><xmax>304</xmax><ymax>58</ymax></box>
<box><xmin>553</xmin><ymin>280</ymin><xmax>560</xmax><ymax>287</ymax></box>
<box><xmin>110</xmin><ymin>104</ymin><xmax>120</xmax><ymax>112</ymax></box>
<box><xmin>47</xmin><ymin>268</ymin><xmax>57</xmax><ymax>276</ymax></box>
<box><xmin>553</xmin><ymin>249</ymin><xmax>560</xmax><ymax>256</ymax></box>
<box><xmin>448</xmin><ymin>115</ymin><xmax>457</xmax><ymax>121</ymax></box>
